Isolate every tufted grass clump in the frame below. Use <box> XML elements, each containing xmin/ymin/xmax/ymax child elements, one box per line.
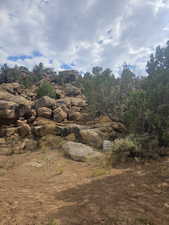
<box><xmin>109</xmin><ymin>137</ymin><xmax>139</xmax><ymax>165</ymax></box>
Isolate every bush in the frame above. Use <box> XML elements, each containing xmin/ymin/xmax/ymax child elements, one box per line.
<box><xmin>37</xmin><ymin>81</ymin><xmax>56</xmax><ymax>99</ymax></box>
<box><xmin>110</xmin><ymin>137</ymin><xmax>138</xmax><ymax>163</ymax></box>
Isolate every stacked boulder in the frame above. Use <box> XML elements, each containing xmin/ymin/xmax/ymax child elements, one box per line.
<box><xmin>0</xmin><ymin>74</ymin><xmax>127</xmax><ymax>157</ymax></box>
<box><xmin>34</xmin><ymin>83</ymin><xmax>87</xmax><ymax>123</ymax></box>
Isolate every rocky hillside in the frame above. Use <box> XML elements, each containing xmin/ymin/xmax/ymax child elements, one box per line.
<box><xmin>0</xmin><ymin>70</ymin><xmax>126</xmax><ymax>158</ymax></box>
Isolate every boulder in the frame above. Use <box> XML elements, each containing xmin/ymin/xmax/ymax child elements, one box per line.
<box><xmin>71</xmin><ymin>106</ymin><xmax>81</xmax><ymax>112</ymax></box>
<box><xmin>111</xmin><ymin>122</ymin><xmax>127</xmax><ymax>133</ymax></box>
<box><xmin>65</xmin><ymin>133</ymin><xmax>76</xmax><ymax>141</ymax></box>
<box><xmin>64</xmin><ymin>84</ymin><xmax>81</xmax><ymax>96</ymax></box>
<box><xmin>5</xmin><ymin>127</ymin><xmax>18</xmax><ymax>137</ymax></box>
<box><xmin>34</xmin><ymin>96</ymin><xmax>56</xmax><ymax>109</ymax></box>
<box><xmin>17</xmin><ymin>121</ymin><xmax>31</xmax><ymax>138</ymax></box>
<box><xmin>37</xmin><ymin>107</ymin><xmax>52</xmax><ymax>119</ymax></box>
<box><xmin>0</xmin><ymin>100</ymin><xmax>16</xmax><ymax>110</ymax></box>
<box><xmin>56</xmin><ymin>97</ymin><xmax>87</xmax><ymax>108</ymax></box>
<box><xmin>15</xmin><ymin>104</ymin><xmax>32</xmax><ymax>119</ymax></box>
<box><xmin>0</xmin><ymin>101</ymin><xmax>32</xmax><ymax>124</ymax></box>
<box><xmin>53</xmin><ymin>107</ymin><xmax>67</xmax><ymax>122</ymax></box>
<box><xmin>33</xmin><ymin>118</ymin><xmax>57</xmax><ymax>135</ymax></box>
<box><xmin>0</xmin><ymin>100</ymin><xmax>17</xmax><ymax>123</ymax></box>
<box><xmin>69</xmin><ymin>111</ymin><xmax>82</xmax><ymax>121</ymax></box>
<box><xmin>1</xmin><ymin>83</ymin><xmax>22</xmax><ymax>95</ymax></box>
<box><xmin>0</xmin><ymin>89</ymin><xmax>31</xmax><ymax>105</ymax></box>
<box><xmin>62</xmin><ymin>141</ymin><xmax>103</xmax><ymax>162</ymax></box>
<box><xmin>56</xmin><ymin>98</ymin><xmax>71</xmax><ymax>107</ymax></box>
<box><xmin>70</xmin><ymin>97</ymin><xmax>87</xmax><ymax>107</ymax></box>
<box><xmin>0</xmin><ymin>109</ymin><xmax>16</xmax><ymax>121</ymax></box>
<box><xmin>77</xmin><ymin>129</ymin><xmax>103</xmax><ymax>149</ymax></box>
<box><xmin>55</xmin><ymin>123</ymin><xmax>84</xmax><ymax>137</ymax></box>
<box><xmin>32</xmin><ymin>126</ymin><xmax>46</xmax><ymax>137</ymax></box>
<box><xmin>91</xmin><ymin>121</ymin><xmax>127</xmax><ymax>140</ymax></box>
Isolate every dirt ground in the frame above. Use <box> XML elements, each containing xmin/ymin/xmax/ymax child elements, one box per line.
<box><xmin>0</xmin><ymin>151</ymin><xmax>169</xmax><ymax>225</ymax></box>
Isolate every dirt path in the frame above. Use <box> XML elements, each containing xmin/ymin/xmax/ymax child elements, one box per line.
<box><xmin>0</xmin><ymin>151</ymin><xmax>169</xmax><ymax>225</ymax></box>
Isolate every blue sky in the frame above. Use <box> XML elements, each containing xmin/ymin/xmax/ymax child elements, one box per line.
<box><xmin>0</xmin><ymin>0</ymin><xmax>169</xmax><ymax>75</ymax></box>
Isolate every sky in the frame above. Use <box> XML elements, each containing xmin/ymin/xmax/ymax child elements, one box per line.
<box><xmin>0</xmin><ymin>0</ymin><xmax>169</xmax><ymax>75</ymax></box>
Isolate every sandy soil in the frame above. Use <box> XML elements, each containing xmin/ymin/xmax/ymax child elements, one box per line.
<box><xmin>0</xmin><ymin>151</ymin><xmax>169</xmax><ymax>225</ymax></box>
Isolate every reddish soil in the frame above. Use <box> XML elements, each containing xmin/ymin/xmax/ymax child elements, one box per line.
<box><xmin>0</xmin><ymin>151</ymin><xmax>169</xmax><ymax>225</ymax></box>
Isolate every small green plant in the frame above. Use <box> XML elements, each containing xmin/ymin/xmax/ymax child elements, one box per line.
<box><xmin>37</xmin><ymin>81</ymin><xmax>56</xmax><ymax>99</ymax></box>
<box><xmin>110</xmin><ymin>137</ymin><xmax>138</xmax><ymax>164</ymax></box>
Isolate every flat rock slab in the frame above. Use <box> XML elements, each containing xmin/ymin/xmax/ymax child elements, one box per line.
<box><xmin>62</xmin><ymin>141</ymin><xmax>103</xmax><ymax>162</ymax></box>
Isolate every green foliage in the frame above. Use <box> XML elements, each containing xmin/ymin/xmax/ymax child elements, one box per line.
<box><xmin>80</xmin><ymin>67</ymin><xmax>121</xmax><ymax>120</ymax></box>
<box><xmin>37</xmin><ymin>81</ymin><xmax>56</xmax><ymax>99</ymax></box>
<box><xmin>123</xmin><ymin>90</ymin><xmax>148</xmax><ymax>133</ymax></box>
<box><xmin>110</xmin><ymin>137</ymin><xmax>138</xmax><ymax>163</ymax></box>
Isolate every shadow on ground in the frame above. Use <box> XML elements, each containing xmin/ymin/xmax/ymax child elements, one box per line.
<box><xmin>49</xmin><ymin>165</ymin><xmax>169</xmax><ymax>225</ymax></box>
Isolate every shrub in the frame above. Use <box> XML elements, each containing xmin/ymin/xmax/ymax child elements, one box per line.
<box><xmin>110</xmin><ymin>137</ymin><xmax>138</xmax><ymax>164</ymax></box>
<box><xmin>37</xmin><ymin>81</ymin><xmax>56</xmax><ymax>99</ymax></box>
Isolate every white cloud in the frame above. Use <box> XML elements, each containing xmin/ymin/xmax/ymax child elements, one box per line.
<box><xmin>0</xmin><ymin>0</ymin><xmax>169</xmax><ymax>75</ymax></box>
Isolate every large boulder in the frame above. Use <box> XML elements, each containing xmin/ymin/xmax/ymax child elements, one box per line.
<box><xmin>53</xmin><ymin>107</ymin><xmax>67</xmax><ymax>122</ymax></box>
<box><xmin>32</xmin><ymin>126</ymin><xmax>46</xmax><ymax>137</ymax></box>
<box><xmin>56</xmin><ymin>98</ymin><xmax>71</xmax><ymax>107</ymax></box>
<box><xmin>0</xmin><ymin>89</ymin><xmax>31</xmax><ymax>105</ymax></box>
<box><xmin>15</xmin><ymin>104</ymin><xmax>32</xmax><ymax>119</ymax></box>
<box><xmin>32</xmin><ymin>118</ymin><xmax>57</xmax><ymax>137</ymax></box>
<box><xmin>64</xmin><ymin>84</ymin><xmax>81</xmax><ymax>96</ymax></box>
<box><xmin>1</xmin><ymin>83</ymin><xmax>22</xmax><ymax>95</ymax></box>
<box><xmin>91</xmin><ymin>119</ymin><xmax>127</xmax><ymax>140</ymax></box>
<box><xmin>56</xmin><ymin>97</ymin><xmax>87</xmax><ymax>108</ymax></box>
<box><xmin>17</xmin><ymin>120</ymin><xmax>31</xmax><ymax>138</ymax></box>
<box><xmin>55</xmin><ymin>123</ymin><xmax>83</xmax><ymax>137</ymax></box>
<box><xmin>0</xmin><ymin>100</ymin><xmax>17</xmax><ymax>123</ymax></box>
<box><xmin>62</xmin><ymin>141</ymin><xmax>103</xmax><ymax>162</ymax></box>
<box><xmin>0</xmin><ymin>100</ymin><xmax>32</xmax><ymax>124</ymax></box>
<box><xmin>34</xmin><ymin>96</ymin><xmax>56</xmax><ymax>109</ymax></box>
<box><xmin>69</xmin><ymin>111</ymin><xmax>82</xmax><ymax>121</ymax></box>
<box><xmin>76</xmin><ymin>129</ymin><xmax>103</xmax><ymax>149</ymax></box>
<box><xmin>37</xmin><ymin>107</ymin><xmax>52</xmax><ymax>119</ymax></box>
<box><xmin>70</xmin><ymin>97</ymin><xmax>87</xmax><ymax>107</ymax></box>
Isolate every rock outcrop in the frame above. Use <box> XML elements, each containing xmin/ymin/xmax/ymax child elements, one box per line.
<box><xmin>0</xmin><ymin>79</ymin><xmax>127</xmax><ymax>157</ymax></box>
